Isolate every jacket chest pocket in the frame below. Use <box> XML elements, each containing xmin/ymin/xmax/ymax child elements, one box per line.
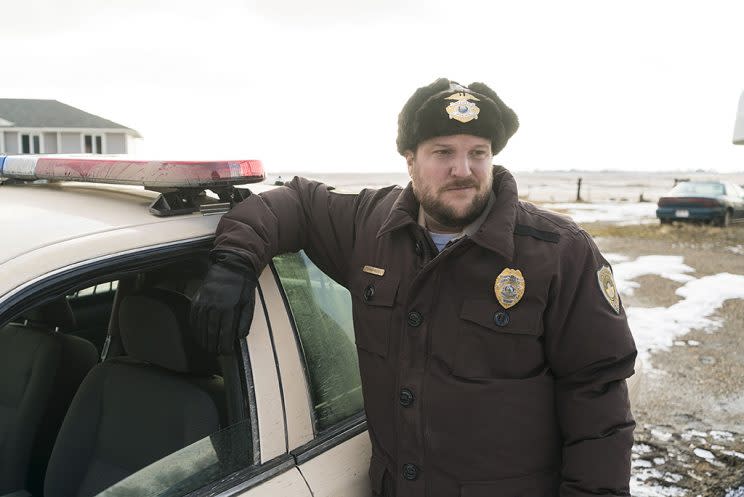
<box><xmin>453</xmin><ymin>299</ymin><xmax>545</xmax><ymax>380</ymax></box>
<box><xmin>351</xmin><ymin>274</ymin><xmax>400</xmax><ymax>359</ymax></box>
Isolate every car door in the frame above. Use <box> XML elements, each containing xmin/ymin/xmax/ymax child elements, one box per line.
<box><xmin>270</xmin><ymin>251</ymin><xmax>373</xmax><ymax>497</ymax></box>
<box><xmin>0</xmin><ymin>239</ymin><xmax>318</xmax><ymax>497</ymax></box>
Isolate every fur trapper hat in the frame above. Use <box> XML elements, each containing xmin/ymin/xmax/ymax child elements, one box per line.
<box><xmin>396</xmin><ymin>78</ymin><xmax>519</xmax><ymax>156</ymax></box>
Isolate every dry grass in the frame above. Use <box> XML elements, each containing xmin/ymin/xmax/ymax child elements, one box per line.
<box><xmin>583</xmin><ymin>221</ymin><xmax>744</xmax><ymax>244</ymax></box>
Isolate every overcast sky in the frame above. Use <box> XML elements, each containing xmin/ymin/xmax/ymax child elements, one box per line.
<box><xmin>2</xmin><ymin>0</ymin><xmax>744</xmax><ymax>174</ymax></box>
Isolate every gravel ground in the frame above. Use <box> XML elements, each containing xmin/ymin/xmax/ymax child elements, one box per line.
<box><xmin>583</xmin><ymin>221</ymin><xmax>744</xmax><ymax>497</ymax></box>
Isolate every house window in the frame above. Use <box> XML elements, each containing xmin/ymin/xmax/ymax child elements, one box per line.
<box><xmin>21</xmin><ymin>134</ymin><xmax>41</xmax><ymax>154</ymax></box>
<box><xmin>84</xmin><ymin>134</ymin><xmax>103</xmax><ymax>154</ymax></box>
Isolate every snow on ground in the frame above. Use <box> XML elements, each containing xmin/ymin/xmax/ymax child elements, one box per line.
<box><xmin>610</xmin><ymin>255</ymin><xmax>696</xmax><ymax>295</ymax></box>
<box><xmin>546</xmin><ymin>202</ymin><xmax>658</xmax><ymax>224</ymax></box>
<box><xmin>606</xmin><ymin>255</ymin><xmax>744</xmax><ymax>363</ymax></box>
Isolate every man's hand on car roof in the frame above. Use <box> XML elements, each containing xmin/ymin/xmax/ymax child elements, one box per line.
<box><xmin>190</xmin><ymin>251</ymin><xmax>257</xmax><ymax>354</ymax></box>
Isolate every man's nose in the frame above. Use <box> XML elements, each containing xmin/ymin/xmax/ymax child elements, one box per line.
<box><xmin>451</xmin><ymin>154</ymin><xmax>472</xmax><ymax>177</ymax></box>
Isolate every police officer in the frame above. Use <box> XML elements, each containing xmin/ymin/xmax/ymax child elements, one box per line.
<box><xmin>190</xmin><ymin>78</ymin><xmax>637</xmax><ymax>497</ymax></box>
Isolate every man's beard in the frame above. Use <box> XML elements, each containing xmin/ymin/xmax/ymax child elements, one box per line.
<box><xmin>414</xmin><ymin>178</ymin><xmax>492</xmax><ymax>230</ymax></box>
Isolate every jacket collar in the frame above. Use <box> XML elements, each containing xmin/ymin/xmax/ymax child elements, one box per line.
<box><xmin>377</xmin><ymin>165</ymin><xmax>518</xmax><ymax>261</ymax></box>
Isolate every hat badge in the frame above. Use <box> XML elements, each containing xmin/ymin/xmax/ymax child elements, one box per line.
<box><xmin>494</xmin><ymin>268</ymin><xmax>525</xmax><ymax>309</ymax></box>
<box><xmin>445</xmin><ymin>92</ymin><xmax>480</xmax><ymax>123</ymax></box>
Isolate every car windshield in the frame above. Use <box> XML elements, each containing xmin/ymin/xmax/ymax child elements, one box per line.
<box><xmin>669</xmin><ymin>182</ymin><xmax>724</xmax><ymax>196</ymax></box>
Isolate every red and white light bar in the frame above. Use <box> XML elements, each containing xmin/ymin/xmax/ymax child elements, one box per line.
<box><xmin>0</xmin><ymin>155</ymin><xmax>265</xmax><ymax>188</ymax></box>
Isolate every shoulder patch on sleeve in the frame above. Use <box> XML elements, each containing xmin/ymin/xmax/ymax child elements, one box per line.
<box><xmin>514</xmin><ymin>224</ymin><xmax>561</xmax><ymax>243</ymax></box>
<box><xmin>597</xmin><ymin>265</ymin><xmax>621</xmax><ymax>314</ymax></box>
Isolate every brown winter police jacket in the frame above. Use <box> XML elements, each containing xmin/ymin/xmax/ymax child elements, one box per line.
<box><xmin>213</xmin><ymin>166</ymin><xmax>637</xmax><ymax>497</ymax></box>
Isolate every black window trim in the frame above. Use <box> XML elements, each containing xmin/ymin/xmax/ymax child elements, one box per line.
<box><xmin>190</xmin><ymin>453</ymin><xmax>296</xmax><ymax>497</ymax></box>
<box><xmin>290</xmin><ymin>411</ymin><xmax>367</xmax><ymax>465</ymax></box>
<box><xmin>0</xmin><ymin>237</ymin><xmax>214</xmax><ymax>322</ymax></box>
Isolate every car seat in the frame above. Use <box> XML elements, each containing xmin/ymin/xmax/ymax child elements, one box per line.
<box><xmin>43</xmin><ymin>287</ymin><xmax>225</xmax><ymax>497</ymax></box>
<box><xmin>0</xmin><ymin>298</ymin><xmax>98</xmax><ymax>495</ymax></box>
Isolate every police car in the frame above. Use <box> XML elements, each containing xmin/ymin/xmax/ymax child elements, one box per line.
<box><xmin>0</xmin><ymin>155</ymin><xmax>642</xmax><ymax>497</ymax></box>
<box><xmin>0</xmin><ymin>155</ymin><xmax>370</xmax><ymax>497</ymax></box>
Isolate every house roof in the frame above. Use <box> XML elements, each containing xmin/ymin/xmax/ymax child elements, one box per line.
<box><xmin>0</xmin><ymin>99</ymin><xmax>141</xmax><ymax>137</ymax></box>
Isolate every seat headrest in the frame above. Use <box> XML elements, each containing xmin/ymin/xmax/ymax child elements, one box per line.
<box><xmin>118</xmin><ymin>288</ymin><xmax>218</xmax><ymax>375</ymax></box>
<box><xmin>21</xmin><ymin>297</ymin><xmax>77</xmax><ymax>331</ymax></box>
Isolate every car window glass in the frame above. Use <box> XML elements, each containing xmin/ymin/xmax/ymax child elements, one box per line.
<box><xmin>670</xmin><ymin>182</ymin><xmax>724</xmax><ymax>196</ymax></box>
<box><xmin>68</xmin><ymin>280</ymin><xmax>118</xmax><ymax>300</ymax></box>
<box><xmin>273</xmin><ymin>251</ymin><xmax>364</xmax><ymax>431</ymax></box>
<box><xmin>95</xmin><ymin>419</ymin><xmax>255</xmax><ymax>497</ymax></box>
<box><xmin>64</xmin><ymin>279</ymin><xmax>119</xmax><ymax>354</ymax></box>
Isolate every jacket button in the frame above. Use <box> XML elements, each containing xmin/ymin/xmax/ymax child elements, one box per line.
<box><xmin>402</xmin><ymin>463</ymin><xmax>419</xmax><ymax>481</ymax></box>
<box><xmin>363</xmin><ymin>285</ymin><xmax>375</xmax><ymax>302</ymax></box>
<box><xmin>414</xmin><ymin>241</ymin><xmax>423</xmax><ymax>256</ymax></box>
<box><xmin>494</xmin><ymin>310</ymin><xmax>510</xmax><ymax>327</ymax></box>
<box><xmin>407</xmin><ymin>311</ymin><xmax>423</xmax><ymax>327</ymax></box>
<box><xmin>399</xmin><ymin>388</ymin><xmax>415</xmax><ymax>407</ymax></box>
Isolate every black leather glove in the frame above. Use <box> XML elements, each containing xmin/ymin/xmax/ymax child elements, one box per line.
<box><xmin>190</xmin><ymin>251</ymin><xmax>258</xmax><ymax>354</ymax></box>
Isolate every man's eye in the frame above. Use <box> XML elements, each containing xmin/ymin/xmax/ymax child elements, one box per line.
<box><xmin>434</xmin><ymin>150</ymin><xmax>450</xmax><ymax>155</ymax></box>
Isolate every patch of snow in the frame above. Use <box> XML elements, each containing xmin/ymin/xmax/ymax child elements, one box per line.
<box><xmin>711</xmin><ymin>431</ymin><xmax>734</xmax><ymax>441</ymax></box>
<box><xmin>663</xmin><ymin>473</ymin><xmax>683</xmax><ymax>483</ymax></box>
<box><xmin>626</xmin><ymin>272</ymin><xmax>744</xmax><ymax>361</ymax></box>
<box><xmin>612</xmin><ymin>255</ymin><xmax>695</xmax><ymax>296</ymax></box>
<box><xmin>633</xmin><ymin>459</ymin><xmax>654</xmax><ymax>468</ymax></box>
<box><xmin>547</xmin><ymin>202</ymin><xmax>658</xmax><ymax>224</ymax></box>
<box><xmin>722</xmin><ymin>450</ymin><xmax>744</xmax><ymax>460</ymax></box>
<box><xmin>651</xmin><ymin>430</ymin><xmax>673</xmax><ymax>442</ymax></box>
<box><xmin>726</xmin><ymin>245</ymin><xmax>744</xmax><ymax>255</ymax></box>
<box><xmin>725</xmin><ymin>487</ymin><xmax>744</xmax><ymax>497</ymax></box>
<box><xmin>634</xmin><ymin>443</ymin><xmax>654</xmax><ymax>453</ymax></box>
<box><xmin>653</xmin><ymin>457</ymin><xmax>666</xmax><ymax>465</ymax></box>
<box><xmin>605</xmin><ymin>253</ymin><xmax>630</xmax><ymax>263</ymax></box>
<box><xmin>687</xmin><ymin>340</ymin><xmax>700</xmax><ymax>346</ymax></box>
<box><xmin>693</xmin><ymin>448</ymin><xmax>715</xmax><ymax>460</ymax></box>
<box><xmin>631</xmin><ymin>478</ymin><xmax>687</xmax><ymax>497</ymax></box>
<box><xmin>681</xmin><ymin>430</ymin><xmax>709</xmax><ymax>441</ymax></box>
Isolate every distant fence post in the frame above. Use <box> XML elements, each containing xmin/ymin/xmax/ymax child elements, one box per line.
<box><xmin>576</xmin><ymin>177</ymin><xmax>583</xmax><ymax>202</ymax></box>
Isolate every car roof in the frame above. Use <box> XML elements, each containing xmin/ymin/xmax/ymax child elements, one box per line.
<box><xmin>0</xmin><ymin>181</ymin><xmax>275</xmax><ymax>301</ymax></box>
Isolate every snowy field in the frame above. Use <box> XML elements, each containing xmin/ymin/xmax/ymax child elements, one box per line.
<box><xmin>601</xmin><ymin>252</ymin><xmax>744</xmax><ymax>496</ymax></box>
<box><xmin>273</xmin><ymin>170</ymin><xmax>744</xmax><ymax>204</ymax></box>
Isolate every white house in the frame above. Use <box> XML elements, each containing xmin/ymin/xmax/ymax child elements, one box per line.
<box><xmin>0</xmin><ymin>99</ymin><xmax>141</xmax><ymax>155</ymax></box>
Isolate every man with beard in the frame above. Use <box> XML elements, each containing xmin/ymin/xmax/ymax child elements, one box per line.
<box><xmin>190</xmin><ymin>78</ymin><xmax>637</xmax><ymax>497</ymax></box>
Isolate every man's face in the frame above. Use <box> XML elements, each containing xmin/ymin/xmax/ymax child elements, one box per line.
<box><xmin>406</xmin><ymin>134</ymin><xmax>494</xmax><ymax>231</ymax></box>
